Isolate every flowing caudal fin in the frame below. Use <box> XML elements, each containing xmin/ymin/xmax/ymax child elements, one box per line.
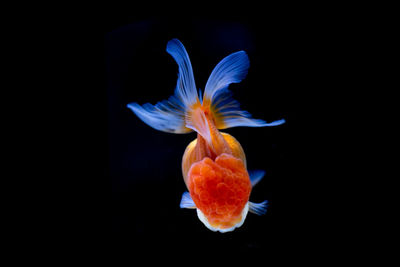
<box><xmin>127</xmin><ymin>39</ymin><xmax>199</xmax><ymax>133</ymax></box>
<box><xmin>203</xmin><ymin>51</ymin><xmax>285</xmax><ymax>129</ymax></box>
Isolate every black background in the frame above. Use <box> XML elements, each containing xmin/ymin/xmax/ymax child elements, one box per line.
<box><xmin>49</xmin><ymin>9</ymin><xmax>341</xmax><ymax>263</ymax></box>
<box><xmin>10</xmin><ymin>2</ymin><xmax>383</xmax><ymax>263</ymax></box>
<box><xmin>103</xmin><ymin>16</ymin><xmax>317</xmax><ymax>260</ymax></box>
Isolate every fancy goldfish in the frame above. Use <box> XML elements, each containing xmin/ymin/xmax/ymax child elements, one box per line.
<box><xmin>128</xmin><ymin>39</ymin><xmax>285</xmax><ymax>233</ymax></box>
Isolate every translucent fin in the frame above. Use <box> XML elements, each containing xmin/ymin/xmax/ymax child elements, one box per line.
<box><xmin>166</xmin><ymin>39</ymin><xmax>198</xmax><ymax>108</ymax></box>
<box><xmin>127</xmin><ymin>95</ymin><xmax>191</xmax><ymax>133</ymax></box>
<box><xmin>249</xmin><ymin>200</ymin><xmax>268</xmax><ymax>215</ymax></box>
<box><xmin>248</xmin><ymin>170</ymin><xmax>266</xmax><ymax>187</ymax></box>
<box><xmin>204</xmin><ymin>51</ymin><xmax>249</xmax><ymax>103</ymax></box>
<box><xmin>203</xmin><ymin>50</ymin><xmax>285</xmax><ymax>129</ymax></box>
<box><xmin>212</xmin><ymin>90</ymin><xmax>286</xmax><ymax>128</ymax></box>
<box><xmin>185</xmin><ymin>107</ymin><xmax>212</xmax><ymax>146</ymax></box>
<box><xmin>223</xmin><ymin>117</ymin><xmax>285</xmax><ymax>128</ymax></box>
<box><xmin>127</xmin><ymin>39</ymin><xmax>199</xmax><ymax>133</ymax></box>
<box><xmin>180</xmin><ymin>192</ymin><xmax>196</xmax><ymax>209</ymax></box>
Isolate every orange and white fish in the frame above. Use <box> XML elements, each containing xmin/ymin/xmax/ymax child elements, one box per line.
<box><xmin>128</xmin><ymin>39</ymin><xmax>285</xmax><ymax>233</ymax></box>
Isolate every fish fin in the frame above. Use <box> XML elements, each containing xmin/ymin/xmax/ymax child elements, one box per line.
<box><xmin>204</xmin><ymin>51</ymin><xmax>250</xmax><ymax>103</ymax></box>
<box><xmin>203</xmin><ymin>50</ymin><xmax>285</xmax><ymax>129</ymax></box>
<box><xmin>249</xmin><ymin>200</ymin><xmax>268</xmax><ymax>215</ymax></box>
<box><xmin>185</xmin><ymin>106</ymin><xmax>213</xmax><ymax>145</ymax></box>
<box><xmin>127</xmin><ymin>97</ymin><xmax>191</xmax><ymax>133</ymax></box>
<box><xmin>212</xmin><ymin>90</ymin><xmax>285</xmax><ymax>128</ymax></box>
<box><xmin>180</xmin><ymin>191</ymin><xmax>196</xmax><ymax>209</ymax></box>
<box><xmin>166</xmin><ymin>39</ymin><xmax>199</xmax><ymax>108</ymax></box>
<box><xmin>248</xmin><ymin>170</ymin><xmax>266</xmax><ymax>187</ymax></box>
<box><xmin>127</xmin><ymin>39</ymin><xmax>198</xmax><ymax>133</ymax></box>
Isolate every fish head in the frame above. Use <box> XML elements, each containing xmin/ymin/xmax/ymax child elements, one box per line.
<box><xmin>187</xmin><ymin>153</ymin><xmax>252</xmax><ymax>232</ymax></box>
<box><xmin>182</xmin><ymin>132</ymin><xmax>246</xmax><ymax>188</ymax></box>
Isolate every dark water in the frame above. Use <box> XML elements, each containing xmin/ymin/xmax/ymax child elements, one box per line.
<box><xmin>16</xmin><ymin>5</ymin><xmax>365</xmax><ymax>263</ymax></box>
<box><xmin>45</xmin><ymin>11</ymin><xmax>339</xmax><ymax>262</ymax></box>
<box><xmin>104</xmin><ymin>17</ymin><xmax>314</xmax><ymax>259</ymax></box>
<box><xmin>38</xmin><ymin>13</ymin><xmax>339</xmax><ymax>262</ymax></box>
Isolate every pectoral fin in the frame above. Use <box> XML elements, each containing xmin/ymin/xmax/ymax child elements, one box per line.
<box><xmin>248</xmin><ymin>170</ymin><xmax>266</xmax><ymax>187</ymax></box>
<box><xmin>249</xmin><ymin>200</ymin><xmax>268</xmax><ymax>215</ymax></box>
<box><xmin>180</xmin><ymin>191</ymin><xmax>196</xmax><ymax>209</ymax></box>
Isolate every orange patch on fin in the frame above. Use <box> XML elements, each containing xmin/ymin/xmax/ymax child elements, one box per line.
<box><xmin>186</xmin><ymin>103</ymin><xmax>212</xmax><ymax>146</ymax></box>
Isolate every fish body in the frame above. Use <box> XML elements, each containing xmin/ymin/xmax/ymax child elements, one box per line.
<box><xmin>128</xmin><ymin>39</ymin><xmax>285</xmax><ymax>232</ymax></box>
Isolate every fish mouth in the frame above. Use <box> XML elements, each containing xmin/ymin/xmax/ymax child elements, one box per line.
<box><xmin>196</xmin><ymin>203</ymin><xmax>249</xmax><ymax>233</ymax></box>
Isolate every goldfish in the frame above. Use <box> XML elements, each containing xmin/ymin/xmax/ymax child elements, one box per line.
<box><xmin>127</xmin><ymin>39</ymin><xmax>285</xmax><ymax>233</ymax></box>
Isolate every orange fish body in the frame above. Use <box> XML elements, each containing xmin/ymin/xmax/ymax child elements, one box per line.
<box><xmin>181</xmin><ymin>103</ymin><xmax>250</xmax><ymax>231</ymax></box>
<box><xmin>128</xmin><ymin>39</ymin><xmax>285</xmax><ymax>232</ymax></box>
